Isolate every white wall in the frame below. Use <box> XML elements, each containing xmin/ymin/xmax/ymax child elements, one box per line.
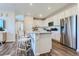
<box><xmin>0</xmin><ymin>11</ymin><xmax>16</xmax><ymax>42</ymax></box>
<box><xmin>6</xmin><ymin>12</ymin><xmax>15</xmax><ymax>42</ymax></box>
<box><xmin>24</xmin><ymin>16</ymin><xmax>33</xmax><ymax>33</ymax></box>
<box><xmin>44</xmin><ymin>5</ymin><xmax>77</xmax><ymax>42</ymax></box>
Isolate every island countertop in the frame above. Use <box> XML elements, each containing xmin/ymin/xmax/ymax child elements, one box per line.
<box><xmin>30</xmin><ymin>31</ymin><xmax>51</xmax><ymax>34</ymax></box>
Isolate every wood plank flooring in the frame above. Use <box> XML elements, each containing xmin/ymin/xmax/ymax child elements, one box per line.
<box><xmin>0</xmin><ymin>40</ymin><xmax>79</xmax><ymax>56</ymax></box>
<box><xmin>40</xmin><ymin>40</ymin><xmax>79</xmax><ymax>56</ymax></box>
<box><xmin>0</xmin><ymin>42</ymin><xmax>17</xmax><ymax>56</ymax></box>
<box><xmin>0</xmin><ymin>42</ymin><xmax>34</xmax><ymax>56</ymax></box>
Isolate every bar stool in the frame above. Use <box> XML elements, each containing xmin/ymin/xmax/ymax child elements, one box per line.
<box><xmin>17</xmin><ymin>36</ymin><xmax>31</xmax><ymax>56</ymax></box>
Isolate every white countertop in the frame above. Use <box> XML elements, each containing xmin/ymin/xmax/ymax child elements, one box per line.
<box><xmin>0</xmin><ymin>31</ymin><xmax>7</xmax><ymax>33</ymax></box>
<box><xmin>30</xmin><ymin>31</ymin><xmax>51</xmax><ymax>34</ymax></box>
<box><xmin>34</xmin><ymin>32</ymin><xmax>51</xmax><ymax>34</ymax></box>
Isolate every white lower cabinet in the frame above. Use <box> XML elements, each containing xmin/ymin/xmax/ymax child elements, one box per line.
<box><xmin>30</xmin><ymin>32</ymin><xmax>52</xmax><ymax>56</ymax></box>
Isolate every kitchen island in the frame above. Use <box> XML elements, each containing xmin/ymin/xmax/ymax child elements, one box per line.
<box><xmin>29</xmin><ymin>32</ymin><xmax>52</xmax><ymax>56</ymax></box>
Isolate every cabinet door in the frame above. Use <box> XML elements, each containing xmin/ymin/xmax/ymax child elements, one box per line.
<box><xmin>39</xmin><ymin>34</ymin><xmax>52</xmax><ymax>54</ymax></box>
<box><xmin>35</xmin><ymin>34</ymin><xmax>40</xmax><ymax>55</ymax></box>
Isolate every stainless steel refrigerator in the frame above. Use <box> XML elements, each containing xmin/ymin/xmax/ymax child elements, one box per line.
<box><xmin>60</xmin><ymin>15</ymin><xmax>77</xmax><ymax>50</ymax></box>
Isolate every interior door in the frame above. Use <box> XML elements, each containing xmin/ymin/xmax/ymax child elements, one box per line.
<box><xmin>16</xmin><ymin>21</ymin><xmax>24</xmax><ymax>38</ymax></box>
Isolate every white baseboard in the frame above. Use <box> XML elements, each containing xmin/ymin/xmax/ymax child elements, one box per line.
<box><xmin>76</xmin><ymin>49</ymin><xmax>79</xmax><ymax>52</ymax></box>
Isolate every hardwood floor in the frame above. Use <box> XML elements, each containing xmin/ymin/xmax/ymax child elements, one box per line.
<box><xmin>0</xmin><ymin>40</ymin><xmax>79</xmax><ymax>56</ymax></box>
<box><xmin>0</xmin><ymin>42</ymin><xmax>34</xmax><ymax>56</ymax></box>
<box><xmin>0</xmin><ymin>42</ymin><xmax>17</xmax><ymax>56</ymax></box>
<box><xmin>40</xmin><ymin>40</ymin><xmax>79</xmax><ymax>56</ymax></box>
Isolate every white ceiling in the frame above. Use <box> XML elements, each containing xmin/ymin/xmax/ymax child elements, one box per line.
<box><xmin>0</xmin><ymin>3</ymin><xmax>76</xmax><ymax>18</ymax></box>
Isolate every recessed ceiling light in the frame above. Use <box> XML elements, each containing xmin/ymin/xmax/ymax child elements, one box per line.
<box><xmin>48</xmin><ymin>7</ymin><xmax>51</xmax><ymax>10</ymax></box>
<box><xmin>29</xmin><ymin>3</ymin><xmax>33</xmax><ymax>6</ymax></box>
<box><xmin>39</xmin><ymin>14</ymin><xmax>42</xmax><ymax>17</ymax></box>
